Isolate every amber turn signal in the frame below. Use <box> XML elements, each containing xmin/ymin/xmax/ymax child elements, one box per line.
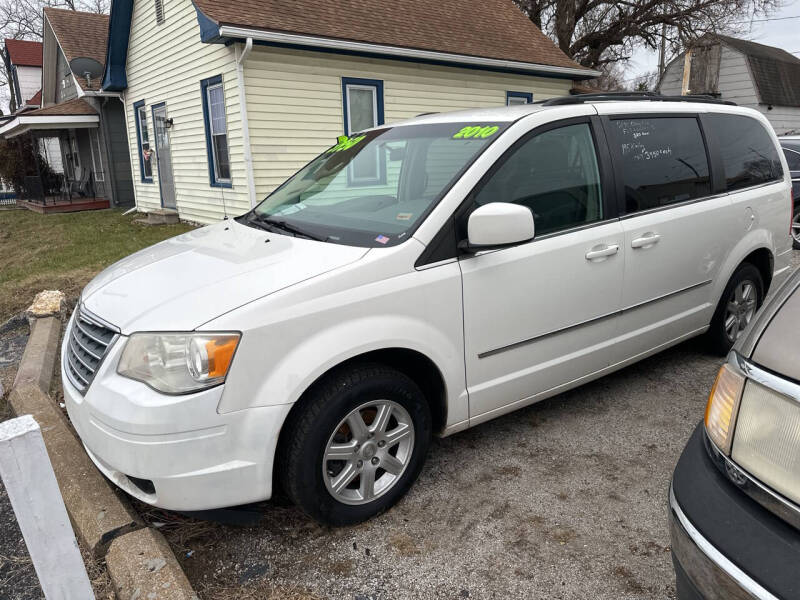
<box><xmin>704</xmin><ymin>364</ymin><xmax>745</xmax><ymax>455</ymax></box>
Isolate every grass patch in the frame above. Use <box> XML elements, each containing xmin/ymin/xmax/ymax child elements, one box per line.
<box><xmin>0</xmin><ymin>208</ymin><xmax>194</xmax><ymax>321</ymax></box>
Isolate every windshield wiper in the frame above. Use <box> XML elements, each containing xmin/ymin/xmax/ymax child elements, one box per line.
<box><xmin>250</xmin><ymin>213</ymin><xmax>326</xmax><ymax>241</ymax></box>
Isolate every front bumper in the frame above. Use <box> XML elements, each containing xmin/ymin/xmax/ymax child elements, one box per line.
<box><xmin>670</xmin><ymin>423</ymin><xmax>800</xmax><ymax>599</ymax></box>
<box><xmin>61</xmin><ymin>329</ymin><xmax>292</xmax><ymax>511</ymax></box>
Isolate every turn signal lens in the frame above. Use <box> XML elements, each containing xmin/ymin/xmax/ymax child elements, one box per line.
<box><xmin>705</xmin><ymin>364</ymin><xmax>745</xmax><ymax>455</ymax></box>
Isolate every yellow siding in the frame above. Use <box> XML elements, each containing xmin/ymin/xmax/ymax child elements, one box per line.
<box><xmin>243</xmin><ymin>46</ymin><xmax>573</xmax><ymax>197</ymax></box>
<box><xmin>123</xmin><ymin>0</ymin><xmax>247</xmax><ymax>223</ymax></box>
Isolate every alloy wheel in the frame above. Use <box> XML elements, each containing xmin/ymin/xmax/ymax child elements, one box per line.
<box><xmin>792</xmin><ymin>212</ymin><xmax>800</xmax><ymax>245</ymax></box>
<box><xmin>322</xmin><ymin>400</ymin><xmax>415</xmax><ymax>505</ymax></box>
<box><xmin>724</xmin><ymin>280</ymin><xmax>757</xmax><ymax>342</ymax></box>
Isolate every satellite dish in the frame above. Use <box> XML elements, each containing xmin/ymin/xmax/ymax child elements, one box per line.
<box><xmin>69</xmin><ymin>57</ymin><xmax>103</xmax><ymax>80</ymax></box>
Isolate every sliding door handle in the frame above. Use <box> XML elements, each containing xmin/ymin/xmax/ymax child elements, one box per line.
<box><xmin>585</xmin><ymin>244</ymin><xmax>619</xmax><ymax>261</ymax></box>
<box><xmin>631</xmin><ymin>233</ymin><xmax>661</xmax><ymax>249</ymax></box>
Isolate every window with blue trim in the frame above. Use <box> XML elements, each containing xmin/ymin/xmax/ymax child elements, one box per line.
<box><xmin>200</xmin><ymin>75</ymin><xmax>232</xmax><ymax>187</ymax></box>
<box><xmin>506</xmin><ymin>91</ymin><xmax>533</xmax><ymax>106</ymax></box>
<box><xmin>342</xmin><ymin>77</ymin><xmax>385</xmax><ymax>185</ymax></box>
<box><xmin>133</xmin><ymin>99</ymin><xmax>153</xmax><ymax>182</ymax></box>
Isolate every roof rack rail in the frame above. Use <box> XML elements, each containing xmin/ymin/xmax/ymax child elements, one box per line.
<box><xmin>539</xmin><ymin>91</ymin><xmax>736</xmax><ymax>106</ymax></box>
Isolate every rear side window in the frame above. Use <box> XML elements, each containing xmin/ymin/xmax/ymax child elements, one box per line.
<box><xmin>706</xmin><ymin>114</ymin><xmax>783</xmax><ymax>191</ymax></box>
<box><xmin>608</xmin><ymin>117</ymin><xmax>711</xmax><ymax>213</ymax></box>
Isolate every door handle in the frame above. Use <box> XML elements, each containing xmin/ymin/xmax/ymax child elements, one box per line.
<box><xmin>631</xmin><ymin>232</ymin><xmax>661</xmax><ymax>249</ymax></box>
<box><xmin>585</xmin><ymin>244</ymin><xmax>619</xmax><ymax>261</ymax></box>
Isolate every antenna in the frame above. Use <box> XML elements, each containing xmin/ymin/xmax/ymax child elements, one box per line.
<box><xmin>220</xmin><ymin>186</ymin><xmax>228</xmax><ymax>220</ymax></box>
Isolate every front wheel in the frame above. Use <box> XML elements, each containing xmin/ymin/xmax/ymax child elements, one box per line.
<box><xmin>278</xmin><ymin>364</ymin><xmax>431</xmax><ymax>526</ymax></box>
<box><xmin>708</xmin><ymin>263</ymin><xmax>764</xmax><ymax>355</ymax></box>
<box><xmin>792</xmin><ymin>209</ymin><xmax>800</xmax><ymax>250</ymax></box>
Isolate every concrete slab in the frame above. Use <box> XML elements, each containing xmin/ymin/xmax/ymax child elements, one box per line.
<box><xmin>106</xmin><ymin>528</ymin><xmax>197</xmax><ymax>600</ymax></box>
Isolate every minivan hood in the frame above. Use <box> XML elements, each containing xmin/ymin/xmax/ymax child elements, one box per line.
<box><xmin>81</xmin><ymin>220</ymin><xmax>369</xmax><ymax>332</ymax></box>
<box><xmin>750</xmin><ymin>279</ymin><xmax>800</xmax><ymax>381</ymax></box>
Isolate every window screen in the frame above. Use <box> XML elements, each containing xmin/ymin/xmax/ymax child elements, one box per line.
<box><xmin>609</xmin><ymin>117</ymin><xmax>710</xmax><ymax>213</ymax></box>
<box><xmin>473</xmin><ymin>122</ymin><xmax>603</xmax><ymax>236</ymax></box>
<box><xmin>205</xmin><ymin>82</ymin><xmax>231</xmax><ymax>182</ymax></box>
<box><xmin>136</xmin><ymin>104</ymin><xmax>153</xmax><ymax>180</ymax></box>
<box><xmin>705</xmin><ymin>114</ymin><xmax>783</xmax><ymax>191</ymax></box>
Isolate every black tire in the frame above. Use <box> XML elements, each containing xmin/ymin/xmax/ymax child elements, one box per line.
<box><xmin>708</xmin><ymin>262</ymin><xmax>764</xmax><ymax>356</ymax></box>
<box><xmin>278</xmin><ymin>363</ymin><xmax>431</xmax><ymax>526</ymax></box>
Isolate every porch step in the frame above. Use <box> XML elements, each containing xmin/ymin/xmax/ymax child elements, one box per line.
<box><xmin>145</xmin><ymin>209</ymin><xmax>179</xmax><ymax>225</ymax></box>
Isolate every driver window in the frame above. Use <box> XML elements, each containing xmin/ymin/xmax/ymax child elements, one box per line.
<box><xmin>473</xmin><ymin>123</ymin><xmax>603</xmax><ymax>236</ymax></box>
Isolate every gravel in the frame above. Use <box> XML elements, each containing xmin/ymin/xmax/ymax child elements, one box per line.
<box><xmin>165</xmin><ymin>322</ymin><xmax>744</xmax><ymax>599</ymax></box>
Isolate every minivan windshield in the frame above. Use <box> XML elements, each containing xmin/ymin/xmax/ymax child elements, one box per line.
<box><xmin>247</xmin><ymin>122</ymin><xmax>509</xmax><ymax>247</ymax></box>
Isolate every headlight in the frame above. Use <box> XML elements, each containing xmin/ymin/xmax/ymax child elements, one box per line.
<box><xmin>704</xmin><ymin>363</ymin><xmax>745</xmax><ymax>454</ymax></box>
<box><xmin>117</xmin><ymin>332</ymin><xmax>240</xmax><ymax>394</ymax></box>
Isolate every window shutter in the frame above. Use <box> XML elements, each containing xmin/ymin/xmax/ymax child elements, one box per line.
<box><xmin>154</xmin><ymin>0</ymin><xmax>164</xmax><ymax>24</ymax></box>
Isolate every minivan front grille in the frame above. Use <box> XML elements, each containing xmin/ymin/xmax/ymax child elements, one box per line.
<box><xmin>65</xmin><ymin>307</ymin><xmax>118</xmax><ymax>394</ymax></box>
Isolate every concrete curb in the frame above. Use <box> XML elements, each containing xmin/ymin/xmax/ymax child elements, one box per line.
<box><xmin>8</xmin><ymin>316</ymin><xmax>197</xmax><ymax>599</ymax></box>
<box><xmin>107</xmin><ymin>528</ymin><xmax>198</xmax><ymax>600</ymax></box>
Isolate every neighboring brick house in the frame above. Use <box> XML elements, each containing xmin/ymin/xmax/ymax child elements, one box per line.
<box><xmin>2</xmin><ymin>39</ymin><xmax>43</xmax><ymax>113</ymax></box>
<box><xmin>0</xmin><ymin>8</ymin><xmax>134</xmax><ymax>211</ymax></box>
<box><xmin>100</xmin><ymin>0</ymin><xmax>598</xmax><ymax>223</ymax></box>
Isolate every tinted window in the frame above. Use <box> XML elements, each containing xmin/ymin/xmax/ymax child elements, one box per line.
<box><xmin>706</xmin><ymin>114</ymin><xmax>783</xmax><ymax>191</ymax></box>
<box><xmin>609</xmin><ymin>117</ymin><xmax>710</xmax><ymax>213</ymax></box>
<box><xmin>473</xmin><ymin>123</ymin><xmax>603</xmax><ymax>236</ymax></box>
<box><xmin>783</xmin><ymin>148</ymin><xmax>800</xmax><ymax>171</ymax></box>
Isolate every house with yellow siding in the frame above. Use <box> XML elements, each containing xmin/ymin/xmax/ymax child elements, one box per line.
<box><xmin>101</xmin><ymin>0</ymin><xmax>597</xmax><ymax>224</ymax></box>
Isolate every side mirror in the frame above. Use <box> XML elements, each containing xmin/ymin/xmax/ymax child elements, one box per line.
<box><xmin>464</xmin><ymin>203</ymin><xmax>535</xmax><ymax>251</ymax></box>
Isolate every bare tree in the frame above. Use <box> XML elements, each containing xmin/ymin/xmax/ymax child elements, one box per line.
<box><xmin>514</xmin><ymin>0</ymin><xmax>782</xmax><ymax>69</ymax></box>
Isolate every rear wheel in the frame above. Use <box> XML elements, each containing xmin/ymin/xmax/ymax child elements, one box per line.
<box><xmin>792</xmin><ymin>209</ymin><xmax>800</xmax><ymax>250</ymax></box>
<box><xmin>708</xmin><ymin>263</ymin><xmax>763</xmax><ymax>355</ymax></box>
<box><xmin>279</xmin><ymin>364</ymin><xmax>431</xmax><ymax>525</ymax></box>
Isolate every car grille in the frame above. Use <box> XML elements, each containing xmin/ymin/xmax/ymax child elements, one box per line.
<box><xmin>64</xmin><ymin>307</ymin><xmax>118</xmax><ymax>394</ymax></box>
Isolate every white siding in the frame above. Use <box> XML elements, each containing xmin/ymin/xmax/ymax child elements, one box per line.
<box><xmin>242</xmin><ymin>46</ymin><xmax>573</xmax><ymax>197</ymax></box>
<box><xmin>123</xmin><ymin>0</ymin><xmax>247</xmax><ymax>222</ymax></box>
<box><xmin>16</xmin><ymin>66</ymin><xmax>41</xmax><ymax>103</ymax></box>
<box><xmin>660</xmin><ymin>45</ymin><xmax>800</xmax><ymax>135</ymax></box>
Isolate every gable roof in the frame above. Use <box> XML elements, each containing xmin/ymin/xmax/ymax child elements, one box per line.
<box><xmin>44</xmin><ymin>7</ymin><xmax>109</xmax><ymax>90</ymax></box>
<box><xmin>193</xmin><ymin>0</ymin><xmax>590</xmax><ymax>74</ymax></box>
<box><xmin>4</xmin><ymin>39</ymin><xmax>43</xmax><ymax>67</ymax></box>
<box><xmin>103</xmin><ymin>0</ymin><xmax>597</xmax><ymax>91</ymax></box>
<box><xmin>716</xmin><ymin>35</ymin><xmax>800</xmax><ymax>107</ymax></box>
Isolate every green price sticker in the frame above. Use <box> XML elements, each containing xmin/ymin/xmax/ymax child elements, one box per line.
<box><xmin>327</xmin><ymin>134</ymin><xmax>366</xmax><ymax>153</ymax></box>
<box><xmin>453</xmin><ymin>125</ymin><xmax>500</xmax><ymax>140</ymax></box>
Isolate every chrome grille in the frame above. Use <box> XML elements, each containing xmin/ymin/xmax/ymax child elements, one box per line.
<box><xmin>65</xmin><ymin>307</ymin><xmax>118</xmax><ymax>393</ymax></box>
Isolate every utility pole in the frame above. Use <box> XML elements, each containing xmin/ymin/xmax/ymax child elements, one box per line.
<box><xmin>658</xmin><ymin>23</ymin><xmax>666</xmax><ymax>79</ymax></box>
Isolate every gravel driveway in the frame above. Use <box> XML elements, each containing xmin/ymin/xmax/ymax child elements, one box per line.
<box><xmin>163</xmin><ymin>319</ymin><xmax>752</xmax><ymax>599</ymax></box>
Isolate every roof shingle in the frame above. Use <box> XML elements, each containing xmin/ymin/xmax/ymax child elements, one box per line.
<box><xmin>3</xmin><ymin>39</ymin><xmax>42</xmax><ymax>67</ymax></box>
<box><xmin>44</xmin><ymin>7</ymin><xmax>109</xmax><ymax>90</ymax></box>
<box><xmin>717</xmin><ymin>35</ymin><xmax>800</xmax><ymax>107</ymax></box>
<box><xmin>192</xmin><ymin>0</ymin><xmax>589</xmax><ymax>72</ymax></box>
<box><xmin>24</xmin><ymin>97</ymin><xmax>97</xmax><ymax>116</ymax></box>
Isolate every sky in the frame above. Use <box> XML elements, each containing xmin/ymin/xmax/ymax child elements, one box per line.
<box><xmin>623</xmin><ymin>0</ymin><xmax>800</xmax><ymax>87</ymax></box>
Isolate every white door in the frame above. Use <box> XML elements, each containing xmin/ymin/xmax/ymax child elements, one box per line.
<box><xmin>603</xmin><ymin>114</ymin><xmax>735</xmax><ymax>361</ymax></box>
<box><xmin>460</xmin><ymin>120</ymin><xmax>625</xmax><ymax>423</ymax></box>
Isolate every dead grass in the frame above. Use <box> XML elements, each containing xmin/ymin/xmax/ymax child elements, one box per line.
<box><xmin>197</xmin><ymin>581</ymin><xmax>324</xmax><ymax>600</ymax></box>
<box><xmin>0</xmin><ymin>209</ymin><xmax>194</xmax><ymax>321</ymax></box>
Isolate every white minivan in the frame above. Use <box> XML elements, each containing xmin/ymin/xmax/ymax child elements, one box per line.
<box><xmin>63</xmin><ymin>95</ymin><xmax>793</xmax><ymax>525</ymax></box>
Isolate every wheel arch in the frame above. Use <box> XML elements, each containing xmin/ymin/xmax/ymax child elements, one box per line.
<box><xmin>272</xmin><ymin>347</ymin><xmax>448</xmax><ymax>495</ymax></box>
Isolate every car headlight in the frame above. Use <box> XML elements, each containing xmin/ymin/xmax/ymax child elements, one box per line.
<box><xmin>704</xmin><ymin>362</ymin><xmax>745</xmax><ymax>454</ymax></box>
<box><xmin>117</xmin><ymin>332</ymin><xmax>240</xmax><ymax>394</ymax></box>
